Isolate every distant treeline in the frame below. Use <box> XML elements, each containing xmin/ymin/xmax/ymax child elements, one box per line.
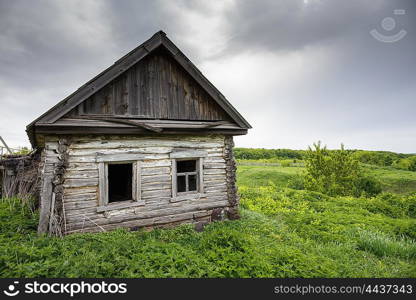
<box><xmin>234</xmin><ymin>148</ymin><xmax>306</xmax><ymax>160</ymax></box>
<box><xmin>234</xmin><ymin>148</ymin><xmax>416</xmax><ymax>171</ymax></box>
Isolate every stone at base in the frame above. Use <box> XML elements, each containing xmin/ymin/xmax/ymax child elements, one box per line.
<box><xmin>211</xmin><ymin>208</ymin><xmax>224</xmax><ymax>221</ymax></box>
<box><xmin>194</xmin><ymin>222</ymin><xmax>207</xmax><ymax>232</ymax></box>
<box><xmin>227</xmin><ymin>206</ymin><xmax>240</xmax><ymax>220</ymax></box>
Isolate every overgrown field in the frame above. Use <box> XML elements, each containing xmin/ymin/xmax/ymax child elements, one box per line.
<box><xmin>234</xmin><ymin>147</ymin><xmax>416</xmax><ymax>171</ymax></box>
<box><xmin>237</xmin><ymin>162</ymin><xmax>416</xmax><ymax>195</ymax></box>
<box><xmin>0</xmin><ymin>162</ymin><xmax>415</xmax><ymax>277</ymax></box>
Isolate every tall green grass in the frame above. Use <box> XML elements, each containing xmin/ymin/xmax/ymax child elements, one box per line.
<box><xmin>0</xmin><ymin>161</ymin><xmax>415</xmax><ymax>278</ymax></box>
<box><xmin>355</xmin><ymin>230</ymin><xmax>416</xmax><ymax>259</ymax></box>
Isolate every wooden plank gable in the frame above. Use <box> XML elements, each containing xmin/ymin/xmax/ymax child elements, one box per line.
<box><xmin>66</xmin><ymin>48</ymin><xmax>231</xmax><ymax>122</ymax></box>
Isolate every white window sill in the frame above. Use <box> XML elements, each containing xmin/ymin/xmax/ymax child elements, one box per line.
<box><xmin>171</xmin><ymin>193</ymin><xmax>206</xmax><ymax>203</ymax></box>
<box><xmin>97</xmin><ymin>200</ymin><xmax>145</xmax><ymax>212</ymax></box>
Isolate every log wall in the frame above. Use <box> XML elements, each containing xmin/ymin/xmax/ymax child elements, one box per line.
<box><xmin>41</xmin><ymin>134</ymin><xmax>237</xmax><ymax>234</ymax></box>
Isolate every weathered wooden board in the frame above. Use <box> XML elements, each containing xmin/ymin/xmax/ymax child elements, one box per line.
<box><xmin>64</xmin><ymin>192</ymin><xmax>97</xmax><ymax>203</ymax></box>
<box><xmin>64</xmin><ymin>187</ymin><xmax>98</xmax><ymax>196</ymax></box>
<box><xmin>70</xmin><ymin>140</ymin><xmax>224</xmax><ymax>150</ymax></box>
<box><xmin>96</xmin><ymin>153</ymin><xmax>169</xmax><ymax>162</ymax></box>
<box><xmin>140</xmin><ymin>167</ymin><xmax>170</xmax><ymax>176</ymax></box>
<box><xmin>38</xmin><ymin>175</ymin><xmax>53</xmax><ymax>234</ymax></box>
<box><xmin>66</xmin><ymin>50</ymin><xmax>233</xmax><ymax>122</ymax></box>
<box><xmin>69</xmin><ymin>147</ymin><xmax>172</xmax><ymax>156</ymax></box>
<box><xmin>66</xmin><ymin>199</ymin><xmax>230</xmax><ymax>231</ymax></box>
<box><xmin>63</xmin><ymin>178</ymin><xmax>98</xmax><ymax>188</ymax></box>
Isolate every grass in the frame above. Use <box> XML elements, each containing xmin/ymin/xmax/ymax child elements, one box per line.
<box><xmin>355</xmin><ymin>230</ymin><xmax>416</xmax><ymax>260</ymax></box>
<box><xmin>237</xmin><ymin>164</ymin><xmax>302</xmax><ymax>188</ymax></box>
<box><xmin>364</xmin><ymin>164</ymin><xmax>416</xmax><ymax>194</ymax></box>
<box><xmin>0</xmin><ymin>161</ymin><xmax>415</xmax><ymax>278</ymax></box>
<box><xmin>238</xmin><ymin>161</ymin><xmax>416</xmax><ymax>194</ymax></box>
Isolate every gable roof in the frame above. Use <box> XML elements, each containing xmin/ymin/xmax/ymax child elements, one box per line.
<box><xmin>26</xmin><ymin>31</ymin><xmax>251</xmax><ymax>146</ymax></box>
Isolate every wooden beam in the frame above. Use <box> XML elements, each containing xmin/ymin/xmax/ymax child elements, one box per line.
<box><xmin>170</xmin><ymin>150</ymin><xmax>208</xmax><ymax>159</ymax></box>
<box><xmin>98</xmin><ymin>162</ymin><xmax>108</xmax><ymax>206</ymax></box>
<box><xmin>35</xmin><ymin>126</ymin><xmax>248</xmax><ymax>136</ymax></box>
<box><xmin>96</xmin><ymin>200</ymin><xmax>144</xmax><ymax>213</ymax></box>
<box><xmin>48</xmin><ymin>192</ymin><xmax>56</xmax><ymax>232</ymax></box>
<box><xmin>202</xmin><ymin>121</ymin><xmax>230</xmax><ymax>128</ymax></box>
<box><xmin>74</xmin><ymin>116</ymin><xmax>163</xmax><ymax>133</ymax></box>
<box><xmin>0</xmin><ymin>136</ymin><xmax>12</xmax><ymax>154</ymax></box>
<box><xmin>199</xmin><ymin>157</ymin><xmax>204</xmax><ymax>194</ymax></box>
<box><xmin>96</xmin><ymin>153</ymin><xmax>150</xmax><ymax>163</ymax></box>
<box><xmin>171</xmin><ymin>158</ymin><xmax>177</xmax><ymax>198</ymax></box>
<box><xmin>40</xmin><ymin>118</ymin><xmax>242</xmax><ymax>130</ymax></box>
<box><xmin>136</xmin><ymin>160</ymin><xmax>142</xmax><ymax>203</ymax></box>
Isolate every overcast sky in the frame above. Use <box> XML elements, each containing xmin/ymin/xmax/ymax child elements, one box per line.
<box><xmin>0</xmin><ymin>0</ymin><xmax>415</xmax><ymax>153</ymax></box>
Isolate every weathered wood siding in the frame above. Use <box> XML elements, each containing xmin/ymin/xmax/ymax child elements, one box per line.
<box><xmin>67</xmin><ymin>49</ymin><xmax>231</xmax><ymax>122</ymax></box>
<box><xmin>42</xmin><ymin>134</ymin><xmax>232</xmax><ymax>234</ymax></box>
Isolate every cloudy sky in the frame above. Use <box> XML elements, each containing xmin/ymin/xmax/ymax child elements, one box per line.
<box><xmin>0</xmin><ymin>0</ymin><xmax>415</xmax><ymax>153</ymax></box>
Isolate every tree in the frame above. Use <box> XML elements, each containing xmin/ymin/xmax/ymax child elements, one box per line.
<box><xmin>304</xmin><ymin>142</ymin><xmax>381</xmax><ymax>197</ymax></box>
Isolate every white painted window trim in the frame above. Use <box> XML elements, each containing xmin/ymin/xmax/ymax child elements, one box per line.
<box><xmin>170</xmin><ymin>153</ymin><xmax>205</xmax><ymax>202</ymax></box>
<box><xmin>97</xmin><ymin>158</ymin><xmax>144</xmax><ymax>212</ymax></box>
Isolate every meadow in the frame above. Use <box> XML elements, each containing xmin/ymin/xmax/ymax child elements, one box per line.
<box><xmin>0</xmin><ymin>153</ymin><xmax>415</xmax><ymax>277</ymax></box>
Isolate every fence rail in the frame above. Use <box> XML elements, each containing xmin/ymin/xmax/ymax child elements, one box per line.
<box><xmin>0</xmin><ymin>146</ymin><xmax>24</xmax><ymax>160</ymax></box>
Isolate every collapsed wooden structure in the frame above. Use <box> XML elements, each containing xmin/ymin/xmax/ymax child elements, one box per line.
<box><xmin>4</xmin><ymin>31</ymin><xmax>251</xmax><ymax>235</ymax></box>
<box><xmin>0</xmin><ymin>153</ymin><xmax>40</xmax><ymax>201</ymax></box>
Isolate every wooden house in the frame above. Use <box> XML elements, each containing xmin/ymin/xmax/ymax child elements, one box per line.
<box><xmin>25</xmin><ymin>31</ymin><xmax>251</xmax><ymax>235</ymax></box>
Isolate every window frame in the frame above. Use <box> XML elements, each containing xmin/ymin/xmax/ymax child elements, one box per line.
<box><xmin>175</xmin><ymin>158</ymin><xmax>200</xmax><ymax>194</ymax></box>
<box><xmin>97</xmin><ymin>155</ymin><xmax>144</xmax><ymax>212</ymax></box>
<box><xmin>170</xmin><ymin>150</ymin><xmax>207</xmax><ymax>202</ymax></box>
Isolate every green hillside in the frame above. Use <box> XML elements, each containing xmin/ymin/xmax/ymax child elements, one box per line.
<box><xmin>0</xmin><ymin>150</ymin><xmax>415</xmax><ymax>278</ymax></box>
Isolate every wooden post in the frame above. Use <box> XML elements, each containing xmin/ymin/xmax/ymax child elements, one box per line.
<box><xmin>0</xmin><ymin>136</ymin><xmax>12</xmax><ymax>154</ymax></box>
<box><xmin>38</xmin><ymin>175</ymin><xmax>53</xmax><ymax>234</ymax></box>
<box><xmin>199</xmin><ymin>157</ymin><xmax>204</xmax><ymax>193</ymax></box>
<box><xmin>48</xmin><ymin>192</ymin><xmax>56</xmax><ymax>233</ymax></box>
<box><xmin>171</xmin><ymin>158</ymin><xmax>177</xmax><ymax>198</ymax></box>
<box><xmin>98</xmin><ymin>162</ymin><xmax>108</xmax><ymax>206</ymax></box>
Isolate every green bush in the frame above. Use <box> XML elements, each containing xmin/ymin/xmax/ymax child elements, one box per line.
<box><xmin>353</xmin><ymin>175</ymin><xmax>382</xmax><ymax>197</ymax></box>
<box><xmin>393</xmin><ymin>156</ymin><xmax>416</xmax><ymax>172</ymax></box>
<box><xmin>303</xmin><ymin>142</ymin><xmax>381</xmax><ymax>197</ymax></box>
<box><xmin>409</xmin><ymin>157</ymin><xmax>416</xmax><ymax>172</ymax></box>
<box><xmin>287</xmin><ymin>176</ymin><xmax>305</xmax><ymax>190</ymax></box>
<box><xmin>353</xmin><ymin>151</ymin><xmax>396</xmax><ymax>167</ymax></box>
<box><xmin>365</xmin><ymin>193</ymin><xmax>416</xmax><ymax>219</ymax></box>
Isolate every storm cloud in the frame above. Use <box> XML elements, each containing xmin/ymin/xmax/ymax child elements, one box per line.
<box><xmin>0</xmin><ymin>0</ymin><xmax>415</xmax><ymax>152</ymax></box>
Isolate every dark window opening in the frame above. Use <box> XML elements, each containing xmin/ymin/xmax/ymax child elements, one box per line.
<box><xmin>177</xmin><ymin>160</ymin><xmax>196</xmax><ymax>173</ymax></box>
<box><xmin>108</xmin><ymin>163</ymin><xmax>132</xmax><ymax>202</ymax></box>
<box><xmin>177</xmin><ymin>175</ymin><xmax>186</xmax><ymax>193</ymax></box>
<box><xmin>188</xmin><ymin>174</ymin><xmax>197</xmax><ymax>191</ymax></box>
<box><xmin>176</xmin><ymin>160</ymin><xmax>198</xmax><ymax>193</ymax></box>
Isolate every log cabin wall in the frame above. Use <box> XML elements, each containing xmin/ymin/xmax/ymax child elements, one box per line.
<box><xmin>41</xmin><ymin>134</ymin><xmax>236</xmax><ymax>234</ymax></box>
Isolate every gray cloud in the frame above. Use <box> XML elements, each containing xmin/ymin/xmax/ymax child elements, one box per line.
<box><xmin>0</xmin><ymin>0</ymin><xmax>415</xmax><ymax>153</ymax></box>
<box><xmin>222</xmin><ymin>0</ymin><xmax>385</xmax><ymax>53</ymax></box>
<box><xmin>219</xmin><ymin>0</ymin><xmax>416</xmax><ymax>152</ymax></box>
